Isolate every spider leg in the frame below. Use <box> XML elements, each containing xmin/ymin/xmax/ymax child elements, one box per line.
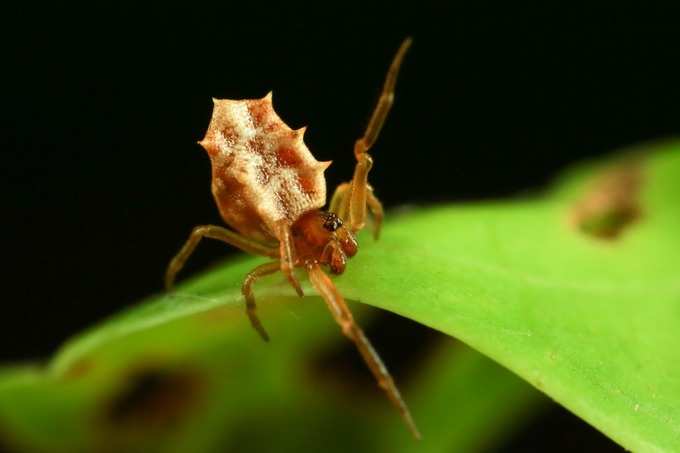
<box><xmin>356</xmin><ymin>37</ymin><xmax>412</xmax><ymax>158</ymax></box>
<box><xmin>275</xmin><ymin>221</ymin><xmax>304</xmax><ymax>298</ymax></box>
<box><xmin>306</xmin><ymin>263</ymin><xmax>421</xmax><ymax>439</ymax></box>
<box><xmin>165</xmin><ymin>225</ymin><xmax>278</xmax><ymax>290</ymax></box>
<box><xmin>330</xmin><ymin>182</ymin><xmax>383</xmax><ymax>239</ymax></box>
<box><xmin>329</xmin><ymin>182</ymin><xmax>351</xmax><ymax>219</ymax></box>
<box><xmin>241</xmin><ymin>261</ymin><xmax>280</xmax><ymax>342</ymax></box>
<box><xmin>348</xmin><ymin>37</ymin><xmax>411</xmax><ymax>233</ymax></box>
<box><xmin>366</xmin><ymin>187</ymin><xmax>384</xmax><ymax>240</ymax></box>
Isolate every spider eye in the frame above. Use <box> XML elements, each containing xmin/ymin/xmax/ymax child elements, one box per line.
<box><xmin>321</xmin><ymin>212</ymin><xmax>342</xmax><ymax>232</ymax></box>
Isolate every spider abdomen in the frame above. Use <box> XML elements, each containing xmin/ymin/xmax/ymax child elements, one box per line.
<box><xmin>199</xmin><ymin>93</ymin><xmax>331</xmax><ymax>241</ymax></box>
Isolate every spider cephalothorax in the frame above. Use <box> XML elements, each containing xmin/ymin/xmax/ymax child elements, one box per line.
<box><xmin>166</xmin><ymin>38</ymin><xmax>417</xmax><ymax>438</ymax></box>
<box><xmin>291</xmin><ymin>210</ymin><xmax>357</xmax><ymax>274</ymax></box>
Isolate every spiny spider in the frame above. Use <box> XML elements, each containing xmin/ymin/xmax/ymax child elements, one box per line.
<box><xmin>165</xmin><ymin>38</ymin><xmax>417</xmax><ymax>438</ymax></box>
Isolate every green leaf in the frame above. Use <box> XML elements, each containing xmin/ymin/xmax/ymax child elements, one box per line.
<box><xmin>330</xmin><ymin>142</ymin><xmax>680</xmax><ymax>452</ymax></box>
<box><xmin>0</xmin><ymin>141</ymin><xmax>678</xmax><ymax>452</ymax></box>
<box><xmin>0</xmin><ymin>294</ymin><xmax>542</xmax><ymax>452</ymax></box>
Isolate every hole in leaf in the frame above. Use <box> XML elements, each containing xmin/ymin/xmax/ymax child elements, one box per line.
<box><xmin>0</xmin><ymin>424</ymin><xmax>22</xmax><ymax>453</ymax></box>
<box><xmin>62</xmin><ymin>357</ymin><xmax>95</xmax><ymax>379</ymax></box>
<box><xmin>572</xmin><ymin>160</ymin><xmax>643</xmax><ymax>239</ymax></box>
<box><xmin>103</xmin><ymin>365</ymin><xmax>205</xmax><ymax>430</ymax></box>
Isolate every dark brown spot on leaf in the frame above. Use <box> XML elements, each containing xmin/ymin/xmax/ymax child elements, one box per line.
<box><xmin>572</xmin><ymin>160</ymin><xmax>644</xmax><ymax>239</ymax></box>
<box><xmin>0</xmin><ymin>424</ymin><xmax>22</xmax><ymax>453</ymax></box>
<box><xmin>103</xmin><ymin>366</ymin><xmax>205</xmax><ymax>431</ymax></box>
<box><xmin>63</xmin><ymin>358</ymin><xmax>95</xmax><ymax>380</ymax></box>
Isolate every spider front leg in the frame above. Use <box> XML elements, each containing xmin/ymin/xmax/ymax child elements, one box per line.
<box><xmin>328</xmin><ymin>182</ymin><xmax>351</xmax><ymax>219</ymax></box>
<box><xmin>306</xmin><ymin>263</ymin><xmax>421</xmax><ymax>439</ymax></box>
<box><xmin>347</xmin><ymin>37</ymin><xmax>411</xmax><ymax>233</ymax></box>
<box><xmin>165</xmin><ymin>225</ymin><xmax>278</xmax><ymax>290</ymax></box>
<box><xmin>347</xmin><ymin>152</ymin><xmax>374</xmax><ymax>233</ymax></box>
<box><xmin>365</xmin><ymin>187</ymin><xmax>384</xmax><ymax>239</ymax></box>
<box><xmin>330</xmin><ymin>182</ymin><xmax>383</xmax><ymax>239</ymax></box>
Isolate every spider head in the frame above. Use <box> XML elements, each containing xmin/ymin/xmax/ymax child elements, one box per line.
<box><xmin>292</xmin><ymin>210</ymin><xmax>358</xmax><ymax>274</ymax></box>
<box><xmin>319</xmin><ymin>212</ymin><xmax>357</xmax><ymax>274</ymax></box>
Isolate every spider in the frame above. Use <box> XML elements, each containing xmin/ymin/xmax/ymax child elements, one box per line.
<box><xmin>165</xmin><ymin>38</ymin><xmax>418</xmax><ymax>438</ymax></box>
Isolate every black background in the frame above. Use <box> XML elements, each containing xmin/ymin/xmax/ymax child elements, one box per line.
<box><xmin>4</xmin><ymin>2</ymin><xmax>678</xmax><ymax>451</ymax></box>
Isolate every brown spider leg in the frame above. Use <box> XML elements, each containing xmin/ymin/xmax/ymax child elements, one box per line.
<box><xmin>165</xmin><ymin>225</ymin><xmax>278</xmax><ymax>290</ymax></box>
<box><xmin>348</xmin><ymin>37</ymin><xmax>412</xmax><ymax>233</ymax></box>
<box><xmin>241</xmin><ymin>261</ymin><xmax>280</xmax><ymax>342</ymax></box>
<box><xmin>366</xmin><ymin>187</ymin><xmax>384</xmax><ymax>240</ymax></box>
<box><xmin>348</xmin><ymin>153</ymin><xmax>372</xmax><ymax>232</ymax></box>
<box><xmin>330</xmin><ymin>182</ymin><xmax>383</xmax><ymax>240</ymax></box>
<box><xmin>329</xmin><ymin>182</ymin><xmax>351</xmax><ymax>218</ymax></box>
<box><xmin>275</xmin><ymin>221</ymin><xmax>304</xmax><ymax>297</ymax></box>
<box><xmin>306</xmin><ymin>263</ymin><xmax>421</xmax><ymax>439</ymax></box>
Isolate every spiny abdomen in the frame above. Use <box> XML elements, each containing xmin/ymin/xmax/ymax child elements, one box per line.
<box><xmin>198</xmin><ymin>93</ymin><xmax>330</xmax><ymax>241</ymax></box>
